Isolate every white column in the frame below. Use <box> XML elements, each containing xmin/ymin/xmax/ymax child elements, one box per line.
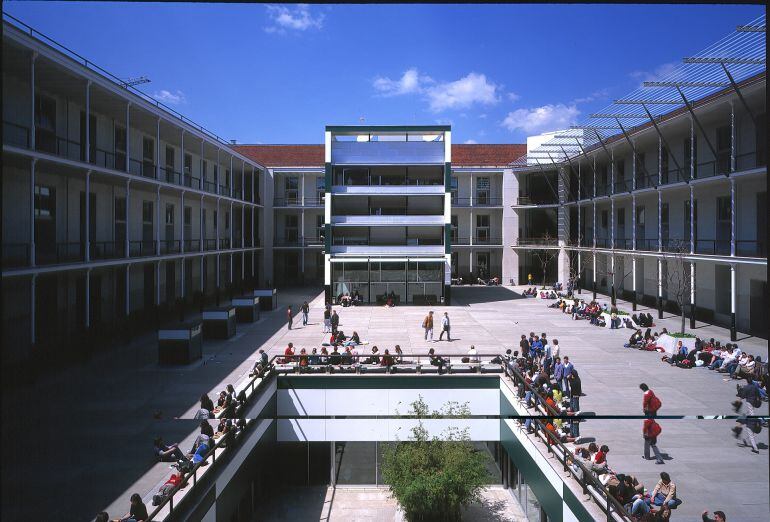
<box><xmin>125</xmin><ymin>180</ymin><xmax>131</xmax><ymax>258</ymax></box>
<box><xmin>657</xmin><ymin>189</ymin><xmax>662</xmax><ymax>253</ymax></box>
<box><xmin>632</xmin><ymin>194</ymin><xmax>637</xmax><ymax>250</ymax></box>
<box><xmin>30</xmin><ymin>159</ymin><xmax>36</xmax><ymax>267</ymax></box>
<box><xmin>125</xmin><ymin>102</ymin><xmax>131</xmax><ymax>173</ymax></box>
<box><xmin>199</xmin><ymin>195</ymin><xmax>204</xmax><ymax>253</ymax></box>
<box><xmin>469</xmin><ymin>210</ymin><xmax>474</xmax><ymax>246</ymax></box>
<box><xmin>180</xmin><ymin>129</ymin><xmax>185</xmax><ymax>184</ymax></box>
<box><xmin>85</xmin><ymin>170</ymin><xmax>91</xmax><ymax>262</ymax></box>
<box><xmin>85</xmin><ymin>81</ymin><xmax>92</xmax><ymax>163</ymax></box>
<box><xmin>30</xmin><ymin>274</ymin><xmax>36</xmax><ymax>345</ymax></box>
<box><xmin>181</xmin><ymin>191</ymin><xmax>185</xmax><ymax>253</ymax></box>
<box><xmin>690</xmin><ymin>262</ymin><xmax>696</xmax><ymax>307</ymax></box>
<box><xmin>85</xmin><ymin>268</ymin><xmax>91</xmax><ymax>327</ymax></box>
<box><xmin>730</xmin><ymin>263</ymin><xmax>736</xmax><ymax>315</ymax></box>
<box><xmin>689</xmin><ymin>117</ymin><xmax>695</xmax><ymax>180</ymax></box>
<box><xmin>632</xmin><ymin>257</ymin><xmax>636</xmax><ymax>293</ymax></box>
<box><xmin>657</xmin><ymin>259</ymin><xmax>663</xmax><ymax>301</ymax></box>
<box><xmin>658</xmin><ymin>134</ymin><xmax>662</xmax><ymax>185</ymax></box>
<box><xmin>730</xmin><ymin>178</ymin><xmax>736</xmax><ymax>256</ymax></box>
<box><xmin>30</xmin><ymin>52</ymin><xmax>37</xmax><ymax>150</ymax></box>
<box><xmin>592</xmin><ymin>201</ymin><xmax>596</xmax><ymax>248</ymax></box>
<box><xmin>156</xmin><ymin>117</ymin><xmax>161</xmax><ymax>180</ymax></box>
<box><xmin>689</xmin><ymin>185</ymin><xmax>695</xmax><ymax>254</ymax></box>
<box><xmin>156</xmin><ymin>186</ymin><xmax>161</xmax><ymax>256</ymax></box>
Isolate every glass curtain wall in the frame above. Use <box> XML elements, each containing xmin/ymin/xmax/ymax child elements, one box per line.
<box><xmin>333</xmin><ymin>261</ymin><xmax>444</xmax><ymax>304</ymax></box>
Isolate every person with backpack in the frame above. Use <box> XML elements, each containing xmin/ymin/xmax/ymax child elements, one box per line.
<box><xmin>422</xmin><ymin>311</ymin><xmax>434</xmax><ymax>341</ymax></box>
<box><xmin>643</xmin><ymin>418</ymin><xmax>665</xmax><ymax>464</ymax></box>
<box><xmin>640</xmin><ymin>383</ymin><xmax>661</xmax><ymax>417</ymax></box>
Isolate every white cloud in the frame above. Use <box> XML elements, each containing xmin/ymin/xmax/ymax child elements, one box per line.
<box><xmin>464</xmin><ymin>139</ymin><xmax>478</xmax><ymax>144</ymax></box>
<box><xmin>265</xmin><ymin>4</ymin><xmax>324</xmax><ymax>34</ymax></box>
<box><xmin>425</xmin><ymin>72</ymin><xmax>500</xmax><ymax>112</ymax></box>
<box><xmin>571</xmin><ymin>88</ymin><xmax>610</xmax><ymax>104</ymax></box>
<box><xmin>479</xmin><ymin>113</ymin><xmax>488</xmax><ymax>119</ymax></box>
<box><xmin>372</xmin><ymin>69</ymin><xmax>501</xmax><ymax>113</ymax></box>
<box><xmin>507</xmin><ymin>92</ymin><xmax>521</xmax><ymax>102</ymax></box>
<box><xmin>373</xmin><ymin>68</ymin><xmax>432</xmax><ymax>97</ymax></box>
<box><xmin>153</xmin><ymin>89</ymin><xmax>186</xmax><ymax>105</ymax></box>
<box><xmin>501</xmin><ymin>103</ymin><xmax>580</xmax><ymax>134</ymax></box>
<box><xmin>628</xmin><ymin>62</ymin><xmax>679</xmax><ymax>86</ymax></box>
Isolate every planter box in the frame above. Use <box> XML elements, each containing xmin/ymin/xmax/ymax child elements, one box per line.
<box><xmin>253</xmin><ymin>289</ymin><xmax>277</xmax><ymax>310</ymax></box>
<box><xmin>233</xmin><ymin>296</ymin><xmax>260</xmax><ymax>323</ymax></box>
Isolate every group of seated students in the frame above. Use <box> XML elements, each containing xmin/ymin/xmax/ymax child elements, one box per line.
<box><xmin>336</xmin><ymin>290</ymin><xmax>363</xmax><ymax>307</ymax></box>
<box><xmin>280</xmin><ymin>340</ymin><xmax>405</xmax><ymax>369</ymax></box>
<box><xmin>522</xmin><ymin>287</ymin><xmax>561</xmax><ymax>299</ymax></box>
<box><xmin>194</xmin><ymin>384</ymin><xmax>247</xmax><ymax>419</ymax></box>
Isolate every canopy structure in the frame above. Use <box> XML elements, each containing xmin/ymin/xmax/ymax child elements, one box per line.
<box><xmin>511</xmin><ymin>14</ymin><xmax>766</xmax><ymax>169</ymax></box>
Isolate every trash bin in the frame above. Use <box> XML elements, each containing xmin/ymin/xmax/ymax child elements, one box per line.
<box><xmin>202</xmin><ymin>306</ymin><xmax>237</xmax><ymax>339</ymax></box>
<box><xmin>233</xmin><ymin>295</ymin><xmax>260</xmax><ymax>323</ymax></box>
<box><xmin>158</xmin><ymin>320</ymin><xmax>203</xmax><ymax>365</ymax></box>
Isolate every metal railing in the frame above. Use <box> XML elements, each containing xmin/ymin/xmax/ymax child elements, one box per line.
<box><xmin>515</xmin><ymin>196</ymin><xmax>559</xmax><ymax>206</ymax></box>
<box><xmin>635</xmin><ymin>238</ymin><xmax>658</xmax><ymax>251</ymax></box>
<box><xmin>694</xmin><ymin>239</ymin><xmax>731</xmax><ymax>255</ymax></box>
<box><xmin>453</xmin><ymin>197</ymin><xmax>504</xmax><ymax>207</ymax></box>
<box><xmin>128</xmin><ymin>240</ymin><xmax>156</xmax><ymax>257</ymax></box>
<box><xmin>736</xmin><ymin>240</ymin><xmax>767</xmax><ymax>257</ymax></box>
<box><xmin>204</xmin><ymin>239</ymin><xmax>218</xmax><ymax>251</ymax></box>
<box><xmin>202</xmin><ymin>180</ymin><xmax>217</xmax><ymax>194</ymax></box>
<box><xmin>90</xmin><ymin>241</ymin><xmax>125</xmax><ymax>260</ymax></box>
<box><xmin>473</xmin><ymin>236</ymin><xmax>503</xmax><ymax>245</ymax></box>
<box><xmin>36</xmin><ymin>242</ymin><xmax>83</xmax><ymax>265</ymax></box>
<box><xmin>219</xmin><ymin>238</ymin><xmax>230</xmax><ymax>249</ymax></box>
<box><xmin>183</xmin><ymin>239</ymin><xmax>201</xmax><ymax>251</ymax></box>
<box><xmin>633</xmin><ymin>173</ymin><xmax>658</xmax><ymax>190</ymax></box>
<box><xmin>515</xmin><ymin>238</ymin><xmax>559</xmax><ymax>247</ymax></box>
<box><xmin>3</xmin><ymin>120</ymin><xmax>30</xmax><ymax>149</ymax></box>
<box><xmin>595</xmin><ymin>184</ymin><xmax>611</xmax><ymax>197</ymax></box>
<box><xmin>660</xmin><ymin>167</ymin><xmax>688</xmax><ymax>186</ymax></box>
<box><xmin>1</xmin><ymin>243</ymin><xmax>30</xmax><ymax>268</ymax></box>
<box><xmin>613</xmin><ymin>178</ymin><xmax>631</xmax><ymax>194</ymax></box>
<box><xmin>160</xmin><ymin>240</ymin><xmax>181</xmax><ymax>255</ymax></box>
<box><xmin>614</xmin><ymin>238</ymin><xmax>633</xmax><ymax>250</ymax></box>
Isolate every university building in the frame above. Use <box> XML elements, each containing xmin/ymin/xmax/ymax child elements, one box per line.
<box><xmin>1</xmin><ymin>14</ymin><xmax>766</xmax><ymax>371</ymax></box>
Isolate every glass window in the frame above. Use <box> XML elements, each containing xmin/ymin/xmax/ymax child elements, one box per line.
<box><xmin>34</xmin><ymin>185</ymin><xmax>55</xmax><ymax>219</ymax></box>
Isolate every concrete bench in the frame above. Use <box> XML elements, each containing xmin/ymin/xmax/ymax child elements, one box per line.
<box><xmin>360</xmin><ymin>365</ymin><xmax>388</xmax><ymax>374</ymax></box>
<box><xmin>480</xmin><ymin>364</ymin><xmax>504</xmax><ymax>374</ymax></box>
<box><xmin>391</xmin><ymin>364</ymin><xmax>419</xmax><ymax>373</ymax></box>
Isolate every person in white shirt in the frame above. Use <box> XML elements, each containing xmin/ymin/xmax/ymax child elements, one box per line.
<box><xmin>438</xmin><ymin>312</ymin><xmax>451</xmax><ymax>341</ymax></box>
<box><xmin>467</xmin><ymin>345</ymin><xmax>480</xmax><ymax>363</ymax></box>
<box><xmin>552</xmin><ymin>339</ymin><xmax>560</xmax><ymax>359</ymax></box>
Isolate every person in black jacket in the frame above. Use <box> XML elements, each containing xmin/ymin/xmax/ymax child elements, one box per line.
<box><xmin>568</xmin><ymin>370</ymin><xmax>582</xmax><ymax>413</ymax></box>
<box><xmin>701</xmin><ymin>511</ymin><xmax>726</xmax><ymax>522</ymax></box>
<box><xmin>200</xmin><ymin>393</ymin><xmax>214</xmax><ymax>415</ymax></box>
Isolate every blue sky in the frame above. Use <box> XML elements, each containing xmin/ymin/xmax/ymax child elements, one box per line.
<box><xmin>5</xmin><ymin>2</ymin><xmax>764</xmax><ymax>145</ymax></box>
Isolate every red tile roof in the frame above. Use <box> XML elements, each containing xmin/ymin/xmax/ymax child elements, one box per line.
<box><xmin>233</xmin><ymin>143</ymin><xmax>526</xmax><ymax>168</ymax></box>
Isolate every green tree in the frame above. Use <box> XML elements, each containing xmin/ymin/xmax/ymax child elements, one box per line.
<box><xmin>381</xmin><ymin>397</ymin><xmax>492</xmax><ymax>521</ymax></box>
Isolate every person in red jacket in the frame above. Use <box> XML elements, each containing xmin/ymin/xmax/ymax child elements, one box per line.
<box><xmin>640</xmin><ymin>383</ymin><xmax>662</xmax><ymax>417</ymax></box>
<box><xmin>643</xmin><ymin>418</ymin><xmax>665</xmax><ymax>464</ymax></box>
<box><xmin>282</xmin><ymin>343</ymin><xmax>295</xmax><ymax>364</ymax></box>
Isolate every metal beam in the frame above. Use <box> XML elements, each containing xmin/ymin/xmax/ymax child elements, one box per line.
<box><xmin>720</xmin><ymin>62</ymin><xmax>758</xmax><ymax>127</ymax></box>
<box><xmin>643</xmin><ymin>81</ymin><xmax>730</xmax><ymax>88</ymax></box>
<box><xmin>589</xmin><ymin>113</ymin><xmax>647</xmax><ymax>119</ymax></box>
<box><xmin>676</xmin><ymin>86</ymin><xmax>719</xmax><ymax>162</ymax></box>
<box><xmin>682</xmin><ymin>57</ymin><xmax>765</xmax><ymax>64</ymax></box>
<box><xmin>614</xmin><ymin>99</ymin><xmax>681</xmax><ymax>105</ymax></box>
<box><xmin>615</xmin><ymin>118</ymin><xmax>653</xmax><ymax>183</ymax></box>
<box><xmin>571</xmin><ymin>125</ymin><xmax>622</xmax><ymax>130</ymax></box>
<box><xmin>736</xmin><ymin>25</ymin><xmax>765</xmax><ymax>32</ymax></box>
<box><xmin>640</xmin><ymin>103</ymin><xmax>682</xmax><ymax>174</ymax></box>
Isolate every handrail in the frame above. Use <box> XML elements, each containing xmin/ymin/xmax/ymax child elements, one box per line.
<box><xmin>504</xmin><ymin>362</ymin><xmax>633</xmax><ymax>521</ymax></box>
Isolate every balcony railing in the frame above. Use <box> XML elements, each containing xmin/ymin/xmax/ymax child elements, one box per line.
<box><xmin>736</xmin><ymin>240</ymin><xmax>767</xmax><ymax>257</ymax></box>
<box><xmin>35</xmin><ymin>242</ymin><xmax>83</xmax><ymax>265</ymax></box>
<box><xmin>613</xmin><ymin>178</ymin><xmax>631</xmax><ymax>194</ymax></box>
<box><xmin>514</xmin><ymin>238</ymin><xmax>559</xmax><ymax>247</ymax></box>
<box><xmin>594</xmin><ymin>238</ymin><xmax>611</xmax><ymax>249</ymax></box>
<box><xmin>204</xmin><ymin>239</ymin><xmax>218</xmax><ymax>251</ymax></box>
<box><xmin>614</xmin><ymin>238</ymin><xmax>633</xmax><ymax>250</ymax></box>
<box><xmin>129</xmin><ymin>159</ymin><xmax>156</xmax><ymax>179</ymax></box>
<box><xmin>160</xmin><ymin>166</ymin><xmax>183</xmax><ymax>185</ymax></box>
<box><xmin>2</xmin><ymin>242</ymin><xmax>30</xmax><ymax>268</ymax></box>
<box><xmin>594</xmin><ymin>183</ymin><xmax>611</xmax><ymax>197</ymax></box>
<box><xmin>273</xmin><ymin>197</ymin><xmax>325</xmax><ymax>207</ymax></box>
<box><xmin>218</xmin><ymin>184</ymin><xmax>229</xmax><ymax>195</ymax></box>
<box><xmin>453</xmin><ymin>197</ymin><xmax>504</xmax><ymax>207</ymax></box>
<box><xmin>736</xmin><ymin>150</ymin><xmax>766</xmax><ymax>171</ymax></box>
<box><xmin>219</xmin><ymin>238</ymin><xmax>230</xmax><ymax>249</ymax></box>
<box><xmin>661</xmin><ymin>167</ymin><xmax>689</xmax><ymax>186</ymax></box>
<box><xmin>473</xmin><ymin>236</ymin><xmax>503</xmax><ymax>245</ymax></box>
<box><xmin>160</xmin><ymin>240</ymin><xmax>181</xmax><ymax>255</ymax></box>
<box><xmin>634</xmin><ymin>173</ymin><xmax>658</xmax><ymax>190</ymax></box>
<box><xmin>695</xmin><ymin>239</ymin><xmax>731</xmax><ymax>255</ymax></box>
<box><xmin>3</xmin><ymin>121</ymin><xmax>30</xmax><ymax>149</ymax></box>
<box><xmin>232</xmin><ymin>237</ymin><xmax>243</xmax><ymax>249</ymax></box>
<box><xmin>636</xmin><ymin>238</ymin><xmax>659</xmax><ymax>251</ymax></box>
<box><xmin>514</xmin><ymin>196</ymin><xmax>559</xmax><ymax>206</ymax></box>
<box><xmin>184</xmin><ymin>239</ymin><xmax>201</xmax><ymax>251</ymax></box>
<box><xmin>129</xmin><ymin>240</ymin><xmax>156</xmax><ymax>257</ymax></box>
<box><xmin>274</xmin><ymin>237</ymin><xmax>303</xmax><ymax>247</ymax></box>
<box><xmin>90</xmin><ymin>241</ymin><xmax>125</xmax><ymax>260</ymax></box>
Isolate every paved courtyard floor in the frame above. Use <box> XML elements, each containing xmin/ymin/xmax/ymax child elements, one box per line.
<box><xmin>259</xmin><ymin>485</ymin><xmax>527</xmax><ymax>521</ymax></box>
<box><xmin>2</xmin><ymin>284</ymin><xmax>767</xmax><ymax>520</ymax></box>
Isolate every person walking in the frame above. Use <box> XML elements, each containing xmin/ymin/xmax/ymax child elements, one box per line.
<box><xmin>438</xmin><ymin>312</ymin><xmax>451</xmax><ymax>341</ymax></box>
<box><xmin>640</xmin><ymin>383</ymin><xmax>662</xmax><ymax>417</ymax></box>
<box><xmin>286</xmin><ymin>306</ymin><xmax>293</xmax><ymax>330</ymax></box>
<box><xmin>301</xmin><ymin>301</ymin><xmax>310</xmax><ymax>326</ymax></box>
<box><xmin>422</xmin><ymin>311</ymin><xmax>434</xmax><ymax>342</ymax></box>
<box><xmin>323</xmin><ymin>306</ymin><xmax>331</xmax><ymax>333</ymax></box>
<box><xmin>643</xmin><ymin>417</ymin><xmax>665</xmax><ymax>464</ymax></box>
<box><xmin>562</xmin><ymin>356</ymin><xmax>573</xmax><ymax>394</ymax></box>
<box><xmin>331</xmin><ymin>310</ymin><xmax>340</xmax><ymax>335</ymax></box>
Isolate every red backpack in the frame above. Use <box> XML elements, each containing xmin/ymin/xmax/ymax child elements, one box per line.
<box><xmin>648</xmin><ymin>393</ymin><xmax>662</xmax><ymax>413</ymax></box>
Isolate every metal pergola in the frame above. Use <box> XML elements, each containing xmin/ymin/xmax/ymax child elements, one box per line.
<box><xmin>510</xmin><ymin>14</ymin><xmax>766</xmax><ymax>170</ymax></box>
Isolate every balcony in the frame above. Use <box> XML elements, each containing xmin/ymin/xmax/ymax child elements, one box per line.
<box><xmin>331</xmin><ymin>184</ymin><xmax>444</xmax><ymax>196</ymax></box>
<box><xmin>614</xmin><ymin>238</ymin><xmax>634</xmax><ymax>250</ymax></box>
<box><xmin>636</xmin><ymin>238</ymin><xmax>659</xmax><ymax>252</ymax></box>
<box><xmin>129</xmin><ymin>240</ymin><xmax>156</xmax><ymax>257</ymax></box>
<box><xmin>3</xmin><ymin>120</ymin><xmax>30</xmax><ymax>149</ymax></box>
<box><xmin>35</xmin><ymin>242</ymin><xmax>83</xmax><ymax>265</ymax></box>
<box><xmin>512</xmin><ymin>196</ymin><xmax>559</xmax><ymax>207</ymax></box>
<box><xmin>736</xmin><ymin>150</ymin><xmax>766</xmax><ymax>172</ymax></box>
<box><xmin>595</xmin><ymin>184</ymin><xmax>611</xmax><ymax>197</ymax></box>
<box><xmin>90</xmin><ymin>241</ymin><xmax>125</xmax><ymax>260</ymax></box>
<box><xmin>695</xmin><ymin>239</ymin><xmax>731</xmax><ymax>256</ymax></box>
<box><xmin>204</xmin><ymin>239</ymin><xmax>218</xmax><ymax>251</ymax></box>
<box><xmin>514</xmin><ymin>238</ymin><xmax>559</xmax><ymax>247</ymax></box>
<box><xmin>330</xmin><ymin>236</ymin><xmax>443</xmax><ymax>255</ymax></box>
<box><xmin>331</xmin><ymin>215</ymin><xmax>445</xmax><ymax>226</ymax></box>
<box><xmin>452</xmin><ymin>197</ymin><xmax>503</xmax><ymax>207</ymax></box>
<box><xmin>331</xmin><ymin>140</ymin><xmax>445</xmax><ymax>165</ymax></box>
<box><xmin>273</xmin><ymin>197</ymin><xmax>325</xmax><ymax>207</ymax></box>
<box><xmin>613</xmin><ymin>178</ymin><xmax>631</xmax><ymax>194</ymax></box>
<box><xmin>634</xmin><ymin>173</ymin><xmax>658</xmax><ymax>190</ymax></box>
<box><xmin>183</xmin><ymin>239</ymin><xmax>201</xmax><ymax>251</ymax></box>
<box><xmin>660</xmin><ymin>167</ymin><xmax>689</xmax><ymax>186</ymax></box>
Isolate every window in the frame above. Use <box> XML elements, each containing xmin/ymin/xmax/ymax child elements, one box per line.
<box><xmin>34</xmin><ymin>94</ymin><xmax>56</xmax><ymax>153</ymax></box>
<box><xmin>716</xmin><ymin>125</ymin><xmax>731</xmax><ymax>174</ymax></box>
<box><xmin>716</xmin><ymin>196</ymin><xmax>731</xmax><ymax>254</ymax></box>
<box><xmin>114</xmin><ymin>197</ymin><xmax>126</xmax><ymax>244</ymax></box>
<box><xmin>316</xmin><ymin>176</ymin><xmax>325</xmax><ymax>203</ymax></box>
<box><xmin>286</xmin><ymin>177</ymin><xmax>299</xmax><ymax>204</ymax></box>
<box><xmin>142</xmin><ymin>137</ymin><xmax>155</xmax><ymax>177</ymax></box>
<box><xmin>615</xmin><ymin>159</ymin><xmax>625</xmax><ymax>179</ymax></box>
<box><xmin>661</xmin><ymin>203</ymin><xmax>669</xmax><ymax>244</ymax></box>
<box><xmin>225</xmin><ymin>211</ymin><xmax>230</xmax><ymax>230</ymax></box>
<box><xmin>476</xmin><ymin>177</ymin><xmax>490</xmax><ymax>205</ymax></box>
<box><xmin>184</xmin><ymin>206</ymin><xmax>192</xmax><ymax>243</ymax></box>
<box><xmin>34</xmin><ymin>185</ymin><xmax>56</xmax><ymax>220</ymax></box>
<box><xmin>165</xmin><ymin>204</ymin><xmax>175</xmax><ymax>241</ymax></box>
<box><xmin>659</xmin><ymin>148</ymin><xmax>668</xmax><ymax>184</ymax></box>
<box><xmin>450</xmin><ymin>176</ymin><xmax>458</xmax><ymax>203</ymax></box>
<box><xmin>142</xmin><ymin>201</ymin><xmax>154</xmax><ymax>242</ymax></box>
<box><xmin>213</xmin><ymin>210</ymin><xmax>218</xmax><ymax>229</ymax></box>
<box><xmin>184</xmin><ymin>154</ymin><xmax>192</xmax><ymax>176</ymax></box>
<box><xmin>476</xmin><ymin>214</ymin><xmax>490</xmax><ymax>242</ymax></box>
<box><xmin>225</xmin><ymin>169</ymin><xmax>231</xmax><ymax>189</ymax></box>
<box><xmin>451</xmin><ymin>215</ymin><xmax>458</xmax><ymax>242</ymax></box>
<box><xmin>285</xmin><ymin>214</ymin><xmax>299</xmax><ymax>242</ymax></box>
<box><xmin>316</xmin><ymin>215</ymin><xmax>324</xmax><ymax>241</ymax></box>
<box><xmin>636</xmin><ymin>152</ymin><xmax>647</xmax><ymax>185</ymax></box>
<box><xmin>757</xmin><ymin>113</ymin><xmax>767</xmax><ymax>167</ymax></box>
<box><xmin>617</xmin><ymin>208</ymin><xmax>625</xmax><ymax>241</ymax></box>
<box><xmin>601</xmin><ymin>210</ymin><xmax>608</xmax><ymax>229</ymax></box>
<box><xmin>114</xmin><ymin>126</ymin><xmax>127</xmax><ymax>171</ymax></box>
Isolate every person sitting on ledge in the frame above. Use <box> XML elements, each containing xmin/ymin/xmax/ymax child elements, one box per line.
<box><xmin>298</xmin><ymin>348</ymin><xmax>309</xmax><ymax>369</ymax></box>
<box><xmin>341</xmin><ymin>346</ymin><xmax>354</xmax><ymax>365</ymax></box>
<box><xmin>394</xmin><ymin>345</ymin><xmax>404</xmax><ymax>364</ymax></box>
<box><xmin>329</xmin><ymin>346</ymin><xmax>341</xmax><ymax>365</ymax></box>
<box><xmin>118</xmin><ymin>493</ymin><xmax>149</xmax><ymax>522</ymax></box>
<box><xmin>308</xmin><ymin>348</ymin><xmax>320</xmax><ymax>365</ymax></box>
<box><xmin>626</xmin><ymin>329</ymin><xmax>644</xmax><ymax>348</ymax></box>
<box><xmin>381</xmin><ymin>349</ymin><xmax>395</xmax><ymax>368</ymax></box>
<box><xmin>429</xmin><ymin>348</ymin><xmax>447</xmax><ymax>374</ymax></box>
<box><xmin>154</xmin><ymin>437</ymin><xmax>189</xmax><ymax>464</ymax></box>
<box><xmin>349</xmin><ymin>331</ymin><xmax>361</xmax><ymax>345</ymax></box>
<box><xmin>200</xmin><ymin>393</ymin><xmax>214</xmax><ymax>416</ymax></box>
<box><xmin>282</xmin><ymin>343</ymin><xmax>295</xmax><ymax>364</ymax></box>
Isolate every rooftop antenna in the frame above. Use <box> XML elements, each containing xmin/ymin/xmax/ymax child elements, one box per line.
<box><xmin>121</xmin><ymin>76</ymin><xmax>151</xmax><ymax>88</ymax></box>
